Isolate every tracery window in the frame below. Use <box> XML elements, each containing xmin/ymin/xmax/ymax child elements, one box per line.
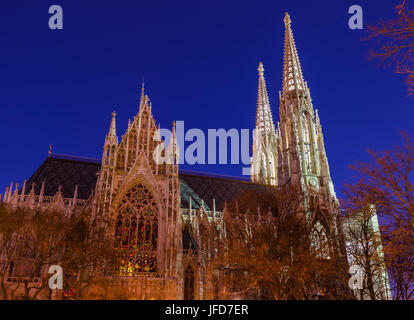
<box><xmin>302</xmin><ymin>112</ymin><xmax>313</xmax><ymax>173</ymax></box>
<box><xmin>114</xmin><ymin>183</ymin><xmax>158</xmax><ymax>275</ymax></box>
<box><xmin>311</xmin><ymin>221</ymin><xmax>331</xmax><ymax>259</ymax></box>
<box><xmin>302</xmin><ymin>112</ymin><xmax>310</xmax><ymax>144</ymax></box>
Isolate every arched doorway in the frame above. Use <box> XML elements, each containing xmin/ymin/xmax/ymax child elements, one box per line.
<box><xmin>184</xmin><ymin>266</ymin><xmax>195</xmax><ymax>300</ymax></box>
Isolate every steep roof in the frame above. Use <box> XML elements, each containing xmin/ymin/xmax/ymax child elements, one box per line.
<box><xmin>24</xmin><ymin>154</ymin><xmax>274</xmax><ymax>210</ymax></box>
<box><xmin>25</xmin><ymin>154</ymin><xmax>101</xmax><ymax>200</ymax></box>
<box><xmin>179</xmin><ymin>171</ymin><xmax>273</xmax><ymax>210</ymax></box>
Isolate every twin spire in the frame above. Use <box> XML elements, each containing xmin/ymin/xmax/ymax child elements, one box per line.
<box><xmin>255</xmin><ymin>12</ymin><xmax>306</xmax><ymax>133</ymax></box>
<box><xmin>282</xmin><ymin>12</ymin><xmax>305</xmax><ymax>94</ymax></box>
<box><xmin>106</xmin><ymin>13</ymin><xmax>306</xmax><ymax>167</ymax></box>
<box><xmin>256</xmin><ymin>62</ymin><xmax>275</xmax><ymax>134</ymax></box>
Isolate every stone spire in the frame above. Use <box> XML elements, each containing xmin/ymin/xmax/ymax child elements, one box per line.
<box><xmin>251</xmin><ymin>62</ymin><xmax>278</xmax><ymax>186</ymax></box>
<box><xmin>107</xmin><ymin>111</ymin><xmax>117</xmax><ymax>145</ymax></box>
<box><xmin>282</xmin><ymin>12</ymin><xmax>305</xmax><ymax>95</ymax></box>
<box><xmin>256</xmin><ymin>62</ymin><xmax>275</xmax><ymax>134</ymax></box>
<box><xmin>277</xmin><ymin>13</ymin><xmax>337</xmax><ymax>201</ymax></box>
<box><xmin>138</xmin><ymin>80</ymin><xmax>146</xmax><ymax>112</ymax></box>
<box><xmin>96</xmin><ymin>110</ymin><xmax>119</xmax><ymax>216</ymax></box>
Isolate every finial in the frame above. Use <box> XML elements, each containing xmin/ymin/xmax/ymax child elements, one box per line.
<box><xmin>31</xmin><ymin>182</ymin><xmax>36</xmax><ymax>192</ymax></box>
<box><xmin>138</xmin><ymin>79</ymin><xmax>146</xmax><ymax>111</ymax></box>
<box><xmin>48</xmin><ymin>144</ymin><xmax>52</xmax><ymax>157</ymax></box>
<box><xmin>58</xmin><ymin>185</ymin><xmax>62</xmax><ymax>193</ymax></box>
<box><xmin>112</xmin><ymin>110</ymin><xmax>117</xmax><ymax>118</ymax></box>
<box><xmin>258</xmin><ymin>62</ymin><xmax>264</xmax><ymax>76</ymax></box>
<box><xmin>284</xmin><ymin>12</ymin><xmax>291</xmax><ymax>26</ymax></box>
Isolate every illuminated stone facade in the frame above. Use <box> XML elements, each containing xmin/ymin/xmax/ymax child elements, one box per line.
<box><xmin>1</xmin><ymin>13</ymin><xmax>354</xmax><ymax>300</ymax></box>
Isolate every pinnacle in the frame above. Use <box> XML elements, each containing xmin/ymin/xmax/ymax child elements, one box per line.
<box><xmin>284</xmin><ymin>12</ymin><xmax>291</xmax><ymax>26</ymax></box>
<box><xmin>108</xmin><ymin>110</ymin><xmax>117</xmax><ymax>140</ymax></box>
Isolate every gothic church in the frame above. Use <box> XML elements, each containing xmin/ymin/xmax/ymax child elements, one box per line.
<box><xmin>1</xmin><ymin>13</ymin><xmax>348</xmax><ymax>299</ymax></box>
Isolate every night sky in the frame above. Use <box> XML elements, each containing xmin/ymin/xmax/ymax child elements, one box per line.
<box><xmin>0</xmin><ymin>0</ymin><xmax>411</xmax><ymax>199</ymax></box>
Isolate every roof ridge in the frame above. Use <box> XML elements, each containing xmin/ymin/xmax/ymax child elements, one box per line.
<box><xmin>50</xmin><ymin>153</ymin><xmax>101</xmax><ymax>163</ymax></box>
<box><xmin>47</xmin><ymin>154</ymin><xmax>272</xmax><ymax>186</ymax></box>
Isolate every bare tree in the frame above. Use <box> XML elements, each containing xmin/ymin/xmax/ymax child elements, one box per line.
<box><xmin>0</xmin><ymin>204</ymin><xmax>25</xmax><ymax>299</ymax></box>
<box><xmin>342</xmin><ymin>183</ymin><xmax>392</xmax><ymax>300</ymax></box>
<box><xmin>383</xmin><ymin>222</ymin><xmax>414</xmax><ymax>299</ymax></box>
<box><xmin>366</xmin><ymin>1</ymin><xmax>414</xmax><ymax>95</ymax></box>
<box><xmin>0</xmin><ymin>203</ymin><xmax>116</xmax><ymax>300</ymax></box>
<box><xmin>346</xmin><ymin>132</ymin><xmax>414</xmax><ymax>299</ymax></box>
<box><xmin>209</xmin><ymin>185</ymin><xmax>350</xmax><ymax>300</ymax></box>
<box><xmin>60</xmin><ymin>207</ymin><xmax>116</xmax><ymax>300</ymax></box>
<box><xmin>0</xmin><ymin>205</ymin><xmax>68</xmax><ymax>300</ymax></box>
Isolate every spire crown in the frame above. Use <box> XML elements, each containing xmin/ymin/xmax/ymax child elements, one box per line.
<box><xmin>284</xmin><ymin>12</ymin><xmax>291</xmax><ymax>26</ymax></box>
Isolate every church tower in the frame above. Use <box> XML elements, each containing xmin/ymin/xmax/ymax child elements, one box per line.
<box><xmin>251</xmin><ymin>13</ymin><xmax>337</xmax><ymax>202</ymax></box>
<box><xmin>277</xmin><ymin>14</ymin><xmax>348</xmax><ymax>269</ymax></box>
<box><xmin>278</xmin><ymin>12</ymin><xmax>336</xmax><ymax>201</ymax></box>
<box><xmin>249</xmin><ymin>13</ymin><xmax>345</xmax><ymax>265</ymax></box>
<box><xmin>251</xmin><ymin>62</ymin><xmax>279</xmax><ymax>186</ymax></box>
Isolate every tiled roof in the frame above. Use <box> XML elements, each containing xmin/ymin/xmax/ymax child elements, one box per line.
<box><xmin>25</xmin><ymin>154</ymin><xmax>101</xmax><ymax>199</ymax></box>
<box><xmin>179</xmin><ymin>171</ymin><xmax>274</xmax><ymax>210</ymax></box>
<box><xmin>24</xmin><ymin>155</ymin><xmax>274</xmax><ymax>210</ymax></box>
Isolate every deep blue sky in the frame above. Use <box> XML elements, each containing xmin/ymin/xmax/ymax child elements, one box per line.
<box><xmin>0</xmin><ymin>0</ymin><xmax>411</xmax><ymax>199</ymax></box>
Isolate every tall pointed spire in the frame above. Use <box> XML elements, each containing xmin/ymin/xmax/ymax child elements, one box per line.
<box><xmin>282</xmin><ymin>12</ymin><xmax>305</xmax><ymax>95</ymax></box>
<box><xmin>139</xmin><ymin>80</ymin><xmax>145</xmax><ymax>111</ymax></box>
<box><xmin>256</xmin><ymin>62</ymin><xmax>275</xmax><ymax>133</ymax></box>
<box><xmin>251</xmin><ymin>62</ymin><xmax>279</xmax><ymax>186</ymax></box>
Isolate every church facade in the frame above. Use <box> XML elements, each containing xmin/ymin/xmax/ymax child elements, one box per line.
<box><xmin>1</xmin><ymin>13</ymin><xmax>351</xmax><ymax>300</ymax></box>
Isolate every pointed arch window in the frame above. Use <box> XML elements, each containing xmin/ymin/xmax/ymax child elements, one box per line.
<box><xmin>301</xmin><ymin>112</ymin><xmax>313</xmax><ymax>173</ymax></box>
<box><xmin>311</xmin><ymin>221</ymin><xmax>331</xmax><ymax>259</ymax></box>
<box><xmin>114</xmin><ymin>183</ymin><xmax>158</xmax><ymax>275</ymax></box>
<box><xmin>184</xmin><ymin>266</ymin><xmax>195</xmax><ymax>300</ymax></box>
<box><xmin>301</xmin><ymin>112</ymin><xmax>310</xmax><ymax>144</ymax></box>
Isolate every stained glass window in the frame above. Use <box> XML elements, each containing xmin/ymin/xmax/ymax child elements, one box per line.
<box><xmin>114</xmin><ymin>183</ymin><xmax>158</xmax><ymax>275</ymax></box>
